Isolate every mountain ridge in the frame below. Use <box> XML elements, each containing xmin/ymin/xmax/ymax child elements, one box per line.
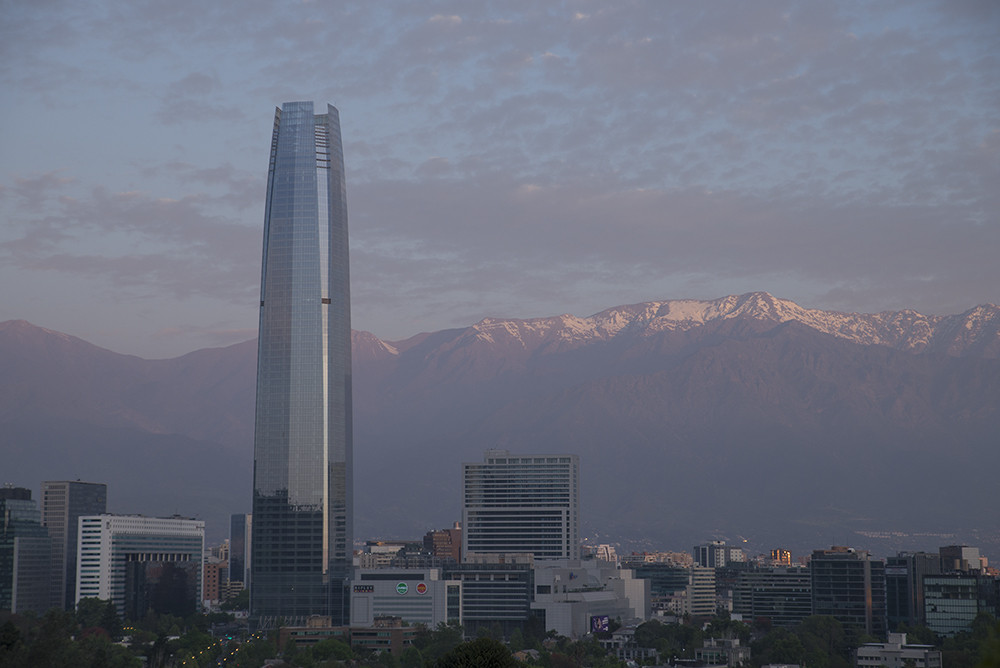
<box><xmin>2</xmin><ymin>293</ymin><xmax>998</xmax><ymax>554</ymax></box>
<box><xmin>377</xmin><ymin>292</ymin><xmax>1000</xmax><ymax>360</ymax></box>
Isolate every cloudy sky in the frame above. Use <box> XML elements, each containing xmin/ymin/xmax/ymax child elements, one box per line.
<box><xmin>2</xmin><ymin>1</ymin><xmax>997</xmax><ymax>358</ymax></box>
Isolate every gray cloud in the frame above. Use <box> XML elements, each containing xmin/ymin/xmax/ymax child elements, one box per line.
<box><xmin>1</xmin><ymin>178</ymin><xmax>260</xmax><ymax>304</ymax></box>
<box><xmin>1</xmin><ymin>0</ymin><xmax>997</xmax><ymax>354</ymax></box>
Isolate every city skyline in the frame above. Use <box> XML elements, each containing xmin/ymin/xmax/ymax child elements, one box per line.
<box><xmin>1</xmin><ymin>295</ymin><xmax>997</xmax><ymax>563</ymax></box>
<box><xmin>250</xmin><ymin>102</ymin><xmax>353</xmax><ymax>628</ymax></box>
<box><xmin>2</xmin><ymin>2</ymin><xmax>997</xmax><ymax>359</ymax></box>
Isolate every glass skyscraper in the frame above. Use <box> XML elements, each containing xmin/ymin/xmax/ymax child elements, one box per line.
<box><xmin>0</xmin><ymin>487</ymin><xmax>52</xmax><ymax>614</ymax></box>
<box><xmin>250</xmin><ymin>101</ymin><xmax>353</xmax><ymax>629</ymax></box>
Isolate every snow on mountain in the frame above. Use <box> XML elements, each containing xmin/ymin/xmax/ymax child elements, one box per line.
<box><xmin>455</xmin><ymin>292</ymin><xmax>1000</xmax><ymax>357</ymax></box>
<box><xmin>352</xmin><ymin>329</ymin><xmax>399</xmax><ymax>360</ymax></box>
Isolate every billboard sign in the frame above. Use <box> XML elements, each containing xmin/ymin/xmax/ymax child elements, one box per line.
<box><xmin>590</xmin><ymin>615</ymin><xmax>610</xmax><ymax>633</ymax></box>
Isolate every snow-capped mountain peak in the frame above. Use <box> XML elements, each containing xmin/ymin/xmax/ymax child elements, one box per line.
<box><xmin>435</xmin><ymin>293</ymin><xmax>1000</xmax><ymax>358</ymax></box>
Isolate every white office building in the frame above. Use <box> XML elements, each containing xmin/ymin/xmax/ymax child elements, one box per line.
<box><xmin>531</xmin><ymin>560</ymin><xmax>650</xmax><ymax>639</ymax></box>
<box><xmin>856</xmin><ymin>633</ymin><xmax>942</xmax><ymax>668</ymax></box>
<box><xmin>350</xmin><ymin>568</ymin><xmax>461</xmax><ymax>627</ymax></box>
<box><xmin>463</xmin><ymin>450</ymin><xmax>580</xmax><ymax>561</ymax></box>
<box><xmin>76</xmin><ymin>515</ymin><xmax>204</xmax><ymax>617</ymax></box>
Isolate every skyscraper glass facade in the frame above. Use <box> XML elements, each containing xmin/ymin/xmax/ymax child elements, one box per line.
<box><xmin>229</xmin><ymin>513</ymin><xmax>251</xmax><ymax>586</ymax></box>
<box><xmin>251</xmin><ymin>101</ymin><xmax>353</xmax><ymax>629</ymax></box>
<box><xmin>0</xmin><ymin>488</ymin><xmax>52</xmax><ymax>614</ymax></box>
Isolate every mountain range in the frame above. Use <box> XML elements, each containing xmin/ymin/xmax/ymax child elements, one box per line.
<box><xmin>3</xmin><ymin>292</ymin><xmax>998</xmax><ymax>557</ymax></box>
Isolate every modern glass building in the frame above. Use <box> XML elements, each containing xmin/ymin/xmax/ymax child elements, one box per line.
<box><xmin>250</xmin><ymin>101</ymin><xmax>353</xmax><ymax>629</ymax></box>
<box><xmin>462</xmin><ymin>450</ymin><xmax>579</xmax><ymax>560</ymax></box>
<box><xmin>41</xmin><ymin>480</ymin><xmax>107</xmax><ymax>609</ymax></box>
<box><xmin>886</xmin><ymin>551</ymin><xmax>940</xmax><ymax>630</ymax></box>
<box><xmin>0</xmin><ymin>487</ymin><xmax>52</xmax><ymax>614</ymax></box>
<box><xmin>923</xmin><ymin>574</ymin><xmax>1000</xmax><ymax>637</ymax></box>
<box><xmin>229</xmin><ymin>513</ymin><xmax>251</xmax><ymax>587</ymax></box>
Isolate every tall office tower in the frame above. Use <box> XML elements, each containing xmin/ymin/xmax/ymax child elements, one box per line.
<box><xmin>693</xmin><ymin>541</ymin><xmax>729</xmax><ymax>568</ymax></box>
<box><xmin>733</xmin><ymin>566</ymin><xmax>812</xmax><ymax>628</ymax></box>
<box><xmin>0</xmin><ymin>487</ymin><xmax>52</xmax><ymax>614</ymax></box>
<box><xmin>229</xmin><ymin>513</ymin><xmax>251</xmax><ymax>586</ymax></box>
<box><xmin>693</xmin><ymin>540</ymin><xmax>746</xmax><ymax>569</ymax></box>
<box><xmin>76</xmin><ymin>514</ymin><xmax>204</xmax><ymax>618</ymax></box>
<box><xmin>251</xmin><ymin>101</ymin><xmax>353</xmax><ymax>629</ymax></box>
<box><xmin>462</xmin><ymin>450</ymin><xmax>579</xmax><ymax>561</ymax></box>
<box><xmin>770</xmin><ymin>548</ymin><xmax>793</xmax><ymax>566</ymax></box>
<box><xmin>886</xmin><ymin>552</ymin><xmax>940</xmax><ymax>630</ymax></box>
<box><xmin>811</xmin><ymin>546</ymin><xmax>887</xmax><ymax>638</ymax></box>
<box><xmin>41</xmin><ymin>480</ymin><xmax>107</xmax><ymax>609</ymax></box>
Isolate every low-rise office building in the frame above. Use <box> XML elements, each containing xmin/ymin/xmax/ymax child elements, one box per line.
<box><xmin>277</xmin><ymin>615</ymin><xmax>417</xmax><ymax>656</ymax></box>
<box><xmin>855</xmin><ymin>633</ymin><xmax>941</xmax><ymax>668</ymax></box>
<box><xmin>350</xmin><ymin>567</ymin><xmax>461</xmax><ymax>627</ymax></box>
<box><xmin>599</xmin><ymin>626</ymin><xmax>659</xmax><ymax>664</ymax></box>
<box><xmin>530</xmin><ymin>560</ymin><xmax>649</xmax><ymax>638</ymax></box>
<box><xmin>696</xmin><ymin>637</ymin><xmax>751</xmax><ymax>667</ymax></box>
<box><xmin>626</xmin><ymin>561</ymin><xmax>716</xmax><ymax>617</ymax></box>
<box><xmin>443</xmin><ymin>553</ymin><xmax>535</xmax><ymax>639</ymax></box>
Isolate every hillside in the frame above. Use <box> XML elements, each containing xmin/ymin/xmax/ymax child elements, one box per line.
<box><xmin>2</xmin><ymin>293</ymin><xmax>998</xmax><ymax>554</ymax></box>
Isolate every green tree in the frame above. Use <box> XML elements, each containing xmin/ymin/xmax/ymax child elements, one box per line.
<box><xmin>897</xmin><ymin>623</ymin><xmax>938</xmax><ymax>646</ymax></box>
<box><xmin>374</xmin><ymin>650</ymin><xmax>402</xmax><ymax>667</ymax></box>
<box><xmin>400</xmin><ymin>645</ymin><xmax>423</xmax><ymax>668</ymax></box>
<box><xmin>941</xmin><ymin>613</ymin><xmax>1000</xmax><ymax>668</ymax></box>
<box><xmin>634</xmin><ymin>619</ymin><xmax>703</xmax><ymax>659</ymax></box>
<box><xmin>475</xmin><ymin>621</ymin><xmax>504</xmax><ymax>641</ymax></box>
<box><xmin>222</xmin><ymin>587</ymin><xmax>250</xmax><ymax>611</ymax></box>
<box><xmin>100</xmin><ymin>598</ymin><xmax>123</xmax><ymax>639</ymax></box>
<box><xmin>0</xmin><ymin>619</ymin><xmax>22</xmax><ymax>651</ymax></box>
<box><xmin>977</xmin><ymin>617</ymin><xmax>1000</xmax><ymax>668</ymax></box>
<box><xmin>753</xmin><ymin>627</ymin><xmax>806</xmax><ymax>666</ymax></box>
<box><xmin>705</xmin><ymin>615</ymin><xmax>751</xmax><ymax>644</ymax></box>
<box><xmin>796</xmin><ymin>615</ymin><xmax>850</xmax><ymax>668</ymax></box>
<box><xmin>77</xmin><ymin>597</ymin><xmax>108</xmax><ymax>629</ymax></box>
<box><xmin>23</xmin><ymin>609</ymin><xmax>84</xmax><ymax>668</ymax></box>
<box><xmin>76</xmin><ymin>633</ymin><xmax>141</xmax><ymax>667</ymax></box>
<box><xmin>435</xmin><ymin>636</ymin><xmax>520</xmax><ymax>667</ymax></box>
<box><xmin>413</xmin><ymin>621</ymin><xmax>465</xmax><ymax>664</ymax></box>
<box><xmin>549</xmin><ymin>653</ymin><xmax>577</xmax><ymax>668</ymax></box>
<box><xmin>509</xmin><ymin>627</ymin><xmax>526</xmax><ymax>652</ymax></box>
<box><xmin>522</xmin><ymin>614</ymin><xmax>548</xmax><ymax>650</ymax></box>
<box><xmin>310</xmin><ymin>636</ymin><xmax>354</xmax><ymax>662</ymax></box>
<box><xmin>230</xmin><ymin>637</ymin><xmax>278</xmax><ymax>668</ymax></box>
<box><xmin>0</xmin><ymin>618</ymin><xmax>27</xmax><ymax>667</ymax></box>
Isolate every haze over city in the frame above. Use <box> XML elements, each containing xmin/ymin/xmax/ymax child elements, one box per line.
<box><xmin>2</xmin><ymin>1</ymin><xmax>997</xmax><ymax>359</ymax></box>
<box><xmin>3</xmin><ymin>5</ymin><xmax>1000</xmax><ymax>665</ymax></box>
